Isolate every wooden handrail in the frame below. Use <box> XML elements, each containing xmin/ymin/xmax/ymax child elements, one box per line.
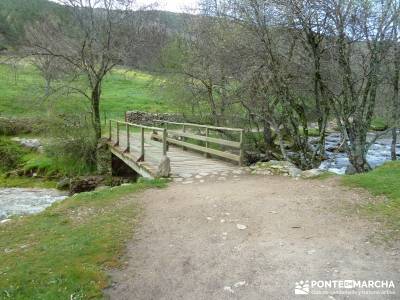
<box><xmin>152</xmin><ymin>120</ymin><xmax>244</xmax><ymax>166</ymax></box>
<box><xmin>108</xmin><ymin>119</ymin><xmax>169</xmax><ymax>165</ymax></box>
<box><xmin>154</xmin><ymin>120</ymin><xmax>243</xmax><ymax>132</ymax></box>
<box><xmin>109</xmin><ymin>119</ymin><xmax>164</xmax><ymax>132</ymax></box>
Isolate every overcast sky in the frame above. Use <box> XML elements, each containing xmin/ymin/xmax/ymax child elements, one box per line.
<box><xmin>49</xmin><ymin>0</ymin><xmax>199</xmax><ymax>13</ymax></box>
<box><xmin>142</xmin><ymin>0</ymin><xmax>199</xmax><ymax>13</ymax></box>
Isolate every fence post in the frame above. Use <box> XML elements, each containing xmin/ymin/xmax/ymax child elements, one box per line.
<box><xmin>125</xmin><ymin>123</ymin><xmax>130</xmax><ymax>153</ymax></box>
<box><xmin>108</xmin><ymin>120</ymin><xmax>112</xmax><ymax>141</ymax></box>
<box><xmin>141</xmin><ymin>127</ymin><xmax>145</xmax><ymax>160</ymax></box>
<box><xmin>182</xmin><ymin>124</ymin><xmax>186</xmax><ymax>150</ymax></box>
<box><xmin>163</xmin><ymin>128</ymin><xmax>168</xmax><ymax>155</ymax></box>
<box><xmin>115</xmin><ymin>121</ymin><xmax>120</xmax><ymax>146</ymax></box>
<box><xmin>239</xmin><ymin>129</ymin><xmax>244</xmax><ymax>166</ymax></box>
<box><xmin>205</xmin><ymin>127</ymin><xmax>210</xmax><ymax>158</ymax></box>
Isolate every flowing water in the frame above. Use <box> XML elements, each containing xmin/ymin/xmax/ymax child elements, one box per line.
<box><xmin>0</xmin><ymin>188</ymin><xmax>67</xmax><ymax>220</ymax></box>
<box><xmin>319</xmin><ymin>131</ymin><xmax>400</xmax><ymax>174</ymax></box>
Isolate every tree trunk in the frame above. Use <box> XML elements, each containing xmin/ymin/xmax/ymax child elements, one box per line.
<box><xmin>348</xmin><ymin>140</ymin><xmax>371</xmax><ymax>173</ymax></box>
<box><xmin>91</xmin><ymin>82</ymin><xmax>102</xmax><ymax>141</ymax></box>
<box><xmin>263</xmin><ymin>121</ymin><xmax>274</xmax><ymax>160</ymax></box>
<box><xmin>392</xmin><ymin>127</ymin><xmax>397</xmax><ymax>161</ymax></box>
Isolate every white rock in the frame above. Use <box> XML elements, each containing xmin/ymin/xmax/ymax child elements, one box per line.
<box><xmin>220</xmin><ymin>219</ymin><xmax>226</xmax><ymax>223</ymax></box>
<box><xmin>234</xmin><ymin>281</ymin><xmax>246</xmax><ymax>288</ymax></box>
<box><xmin>182</xmin><ymin>181</ymin><xmax>193</xmax><ymax>184</ymax></box>
<box><xmin>236</xmin><ymin>224</ymin><xmax>247</xmax><ymax>230</ymax></box>
<box><xmin>0</xmin><ymin>219</ymin><xmax>11</xmax><ymax>224</ymax></box>
<box><xmin>223</xmin><ymin>286</ymin><xmax>235</xmax><ymax>294</ymax></box>
<box><xmin>307</xmin><ymin>249</ymin><xmax>316</xmax><ymax>255</ymax></box>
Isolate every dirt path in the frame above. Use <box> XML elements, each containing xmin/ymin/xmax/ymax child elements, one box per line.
<box><xmin>105</xmin><ymin>175</ymin><xmax>400</xmax><ymax>299</ymax></box>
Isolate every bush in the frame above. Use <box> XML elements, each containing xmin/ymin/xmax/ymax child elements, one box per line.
<box><xmin>0</xmin><ymin>117</ymin><xmax>32</xmax><ymax>135</ymax></box>
<box><xmin>0</xmin><ymin>138</ymin><xmax>28</xmax><ymax>171</ymax></box>
<box><xmin>44</xmin><ymin>115</ymin><xmax>98</xmax><ymax>176</ymax></box>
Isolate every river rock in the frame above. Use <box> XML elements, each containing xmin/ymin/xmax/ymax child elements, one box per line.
<box><xmin>11</xmin><ymin>137</ymin><xmax>41</xmax><ymax>150</ymax></box>
<box><xmin>300</xmin><ymin>169</ymin><xmax>326</xmax><ymax>179</ymax></box>
<box><xmin>250</xmin><ymin>160</ymin><xmax>301</xmax><ymax>177</ymax></box>
<box><xmin>69</xmin><ymin>176</ymin><xmax>104</xmax><ymax>195</ymax></box>
<box><xmin>345</xmin><ymin>164</ymin><xmax>357</xmax><ymax>175</ymax></box>
<box><xmin>56</xmin><ymin>177</ymin><xmax>71</xmax><ymax>190</ymax></box>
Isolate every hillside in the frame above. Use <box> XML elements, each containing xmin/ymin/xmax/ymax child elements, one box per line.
<box><xmin>0</xmin><ymin>0</ymin><xmax>191</xmax><ymax>50</ymax></box>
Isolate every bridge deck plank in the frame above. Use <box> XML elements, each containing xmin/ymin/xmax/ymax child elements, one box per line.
<box><xmin>109</xmin><ymin>131</ymin><xmax>239</xmax><ymax>178</ymax></box>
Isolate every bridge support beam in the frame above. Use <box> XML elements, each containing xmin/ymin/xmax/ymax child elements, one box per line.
<box><xmin>111</xmin><ymin>153</ymin><xmax>140</xmax><ymax>179</ymax></box>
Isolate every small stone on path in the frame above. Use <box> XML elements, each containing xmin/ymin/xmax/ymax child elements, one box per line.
<box><xmin>223</xmin><ymin>286</ymin><xmax>234</xmax><ymax>294</ymax></box>
<box><xmin>234</xmin><ymin>281</ymin><xmax>246</xmax><ymax>288</ymax></box>
<box><xmin>237</xmin><ymin>224</ymin><xmax>247</xmax><ymax>230</ymax></box>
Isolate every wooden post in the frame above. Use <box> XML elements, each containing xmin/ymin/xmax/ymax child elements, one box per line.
<box><xmin>108</xmin><ymin>120</ymin><xmax>112</xmax><ymax>141</ymax></box>
<box><xmin>141</xmin><ymin>127</ymin><xmax>145</xmax><ymax>159</ymax></box>
<box><xmin>115</xmin><ymin>121</ymin><xmax>120</xmax><ymax>146</ymax></box>
<box><xmin>163</xmin><ymin>128</ymin><xmax>168</xmax><ymax>155</ymax></box>
<box><xmin>239</xmin><ymin>129</ymin><xmax>244</xmax><ymax>166</ymax></box>
<box><xmin>182</xmin><ymin>124</ymin><xmax>186</xmax><ymax>150</ymax></box>
<box><xmin>205</xmin><ymin>127</ymin><xmax>210</xmax><ymax>158</ymax></box>
<box><xmin>125</xmin><ymin>123</ymin><xmax>130</xmax><ymax>152</ymax></box>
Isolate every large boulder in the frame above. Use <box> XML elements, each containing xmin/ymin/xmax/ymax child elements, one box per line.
<box><xmin>249</xmin><ymin>160</ymin><xmax>301</xmax><ymax>177</ymax></box>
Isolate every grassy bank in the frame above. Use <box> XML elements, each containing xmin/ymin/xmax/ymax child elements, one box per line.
<box><xmin>0</xmin><ymin>179</ymin><xmax>166</xmax><ymax>299</ymax></box>
<box><xmin>342</xmin><ymin>161</ymin><xmax>400</xmax><ymax>237</ymax></box>
<box><xmin>0</xmin><ymin>137</ymin><xmax>93</xmax><ymax>188</ymax></box>
<box><xmin>0</xmin><ymin>62</ymin><xmax>176</xmax><ymax>119</ymax></box>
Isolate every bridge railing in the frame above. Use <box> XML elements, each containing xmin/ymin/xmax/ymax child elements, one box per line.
<box><xmin>153</xmin><ymin>120</ymin><xmax>244</xmax><ymax>166</ymax></box>
<box><xmin>108</xmin><ymin>119</ymin><xmax>168</xmax><ymax>161</ymax></box>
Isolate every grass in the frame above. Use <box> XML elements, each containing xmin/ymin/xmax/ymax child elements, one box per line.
<box><xmin>342</xmin><ymin>161</ymin><xmax>400</xmax><ymax>236</ymax></box>
<box><xmin>0</xmin><ymin>137</ymin><xmax>94</xmax><ymax>188</ymax></box>
<box><xmin>0</xmin><ymin>179</ymin><xmax>167</xmax><ymax>299</ymax></box>
<box><xmin>0</xmin><ymin>62</ymin><xmax>177</xmax><ymax>120</ymax></box>
<box><xmin>0</xmin><ymin>175</ymin><xmax>57</xmax><ymax>189</ymax></box>
<box><xmin>370</xmin><ymin>117</ymin><xmax>388</xmax><ymax>131</ymax></box>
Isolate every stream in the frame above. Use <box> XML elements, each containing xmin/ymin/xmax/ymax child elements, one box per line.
<box><xmin>0</xmin><ymin>188</ymin><xmax>67</xmax><ymax>221</ymax></box>
<box><xmin>318</xmin><ymin>131</ymin><xmax>400</xmax><ymax>174</ymax></box>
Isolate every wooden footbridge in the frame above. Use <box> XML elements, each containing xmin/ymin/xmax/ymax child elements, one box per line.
<box><xmin>106</xmin><ymin>119</ymin><xmax>244</xmax><ymax>178</ymax></box>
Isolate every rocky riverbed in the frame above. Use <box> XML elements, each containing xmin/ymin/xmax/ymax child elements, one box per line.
<box><xmin>0</xmin><ymin>188</ymin><xmax>67</xmax><ymax>220</ymax></box>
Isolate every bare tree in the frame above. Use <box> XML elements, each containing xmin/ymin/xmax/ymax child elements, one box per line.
<box><xmin>25</xmin><ymin>0</ymin><xmax>144</xmax><ymax>140</ymax></box>
<box><xmin>321</xmin><ymin>0</ymin><xmax>394</xmax><ymax>172</ymax></box>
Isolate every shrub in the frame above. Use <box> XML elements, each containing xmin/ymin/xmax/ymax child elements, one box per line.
<box><xmin>0</xmin><ymin>138</ymin><xmax>28</xmax><ymax>171</ymax></box>
<box><xmin>44</xmin><ymin>114</ymin><xmax>98</xmax><ymax>176</ymax></box>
